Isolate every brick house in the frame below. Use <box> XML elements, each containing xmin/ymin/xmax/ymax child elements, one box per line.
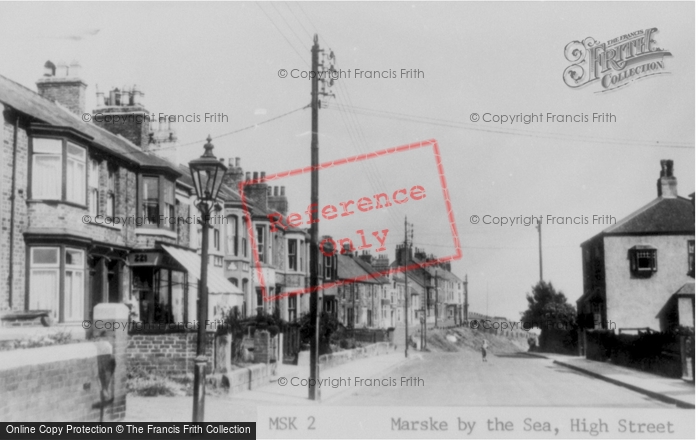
<box><xmin>577</xmin><ymin>160</ymin><xmax>695</xmax><ymax>333</ymax></box>
<box><xmin>0</xmin><ymin>62</ymin><xmax>240</xmax><ymax>330</ymax></box>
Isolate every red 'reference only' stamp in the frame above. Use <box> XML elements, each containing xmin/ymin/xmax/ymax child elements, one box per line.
<box><xmin>239</xmin><ymin>139</ymin><xmax>461</xmax><ymax>302</ymax></box>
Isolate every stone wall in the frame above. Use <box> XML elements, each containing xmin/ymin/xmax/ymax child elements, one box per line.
<box><xmin>0</xmin><ymin>304</ymin><xmax>128</xmax><ymax>422</ymax></box>
<box><xmin>317</xmin><ymin>342</ymin><xmax>394</xmax><ymax>371</ymax></box>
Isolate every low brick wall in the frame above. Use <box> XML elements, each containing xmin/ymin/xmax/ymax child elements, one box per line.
<box><xmin>0</xmin><ymin>304</ymin><xmax>128</xmax><ymax>422</ymax></box>
<box><xmin>224</xmin><ymin>363</ymin><xmax>275</xmax><ymax>395</ymax></box>
<box><xmin>0</xmin><ymin>341</ymin><xmax>125</xmax><ymax>422</ymax></box>
<box><xmin>127</xmin><ymin>331</ymin><xmax>215</xmax><ymax>376</ymax></box>
<box><xmin>318</xmin><ymin>342</ymin><xmax>394</xmax><ymax>371</ymax></box>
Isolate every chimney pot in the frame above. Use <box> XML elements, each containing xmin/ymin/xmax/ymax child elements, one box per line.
<box><xmin>280</xmin><ymin>186</ymin><xmax>286</xmax><ymax>196</ymax></box>
<box><xmin>228</xmin><ymin>158</ymin><xmax>234</xmax><ymax>167</ymax></box>
<box><xmin>261</xmin><ymin>171</ymin><xmax>266</xmax><ymax>180</ymax></box>
<box><xmin>657</xmin><ymin>160</ymin><xmax>678</xmax><ymax>198</ymax></box>
<box><xmin>235</xmin><ymin>157</ymin><xmax>241</xmax><ymax>167</ymax></box>
<box><xmin>219</xmin><ymin>158</ymin><xmax>225</xmax><ymax>163</ymax></box>
<box><xmin>267</xmin><ymin>187</ymin><xmax>272</xmax><ymax>196</ymax></box>
<box><xmin>43</xmin><ymin>60</ymin><xmax>56</xmax><ymax>77</ymax></box>
<box><xmin>274</xmin><ymin>186</ymin><xmax>279</xmax><ymax>196</ymax></box>
<box><xmin>245</xmin><ymin>171</ymin><xmax>251</xmax><ymax>180</ymax></box>
<box><xmin>253</xmin><ymin>171</ymin><xmax>259</xmax><ymax>180</ymax></box>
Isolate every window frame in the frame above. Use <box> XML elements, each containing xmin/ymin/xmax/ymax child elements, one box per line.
<box><xmin>689</xmin><ymin>240</ymin><xmax>695</xmax><ymax>278</ymax></box>
<box><xmin>28</xmin><ymin>245</ymin><xmax>86</xmax><ymax>323</ymax></box>
<box><xmin>137</xmin><ymin>174</ymin><xmax>176</xmax><ymax>230</ymax></box>
<box><xmin>106</xmin><ymin>165</ymin><xmax>116</xmax><ymax>219</ymax></box>
<box><xmin>629</xmin><ymin>246</ymin><xmax>657</xmax><ymax>276</ymax></box>
<box><xmin>288</xmin><ymin>239</ymin><xmax>298</xmax><ymax>272</ymax></box>
<box><xmin>30</xmin><ymin>137</ymin><xmax>88</xmax><ymax>206</ymax></box>
<box><xmin>213</xmin><ymin>228</ymin><xmax>221</xmax><ymax>252</ymax></box>
<box><xmin>255</xmin><ymin>224</ymin><xmax>266</xmax><ymax>263</ymax></box>
<box><xmin>226</xmin><ymin>215</ymin><xmax>239</xmax><ymax>256</ymax></box>
<box><xmin>88</xmin><ymin>159</ymin><xmax>100</xmax><ymax>217</ymax></box>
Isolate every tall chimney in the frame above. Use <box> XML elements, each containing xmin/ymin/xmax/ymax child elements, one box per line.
<box><xmin>36</xmin><ymin>60</ymin><xmax>87</xmax><ymax>116</ymax></box>
<box><xmin>244</xmin><ymin>171</ymin><xmax>269</xmax><ymax>210</ymax></box>
<box><xmin>657</xmin><ymin>160</ymin><xmax>678</xmax><ymax>198</ymax></box>
<box><xmin>92</xmin><ymin>83</ymin><xmax>150</xmax><ymax>150</ymax></box>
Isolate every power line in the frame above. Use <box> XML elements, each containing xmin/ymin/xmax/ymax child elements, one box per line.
<box><xmin>257</xmin><ymin>3</ymin><xmax>309</xmax><ymax>67</ymax></box>
<box><xmin>270</xmin><ymin>2</ymin><xmax>309</xmax><ymax>51</ymax></box>
<box><xmin>116</xmin><ymin>105</ymin><xmax>310</xmax><ymax>158</ymax></box>
<box><xmin>327</xmin><ymin>102</ymin><xmax>694</xmax><ymax>150</ymax></box>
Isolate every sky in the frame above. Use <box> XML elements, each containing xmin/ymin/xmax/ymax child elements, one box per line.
<box><xmin>0</xmin><ymin>2</ymin><xmax>694</xmax><ymax>321</ymax></box>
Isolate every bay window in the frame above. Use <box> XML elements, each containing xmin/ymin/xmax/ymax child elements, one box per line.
<box><xmin>163</xmin><ymin>180</ymin><xmax>174</xmax><ymax>230</ymax></box>
<box><xmin>66</xmin><ymin>143</ymin><xmax>86</xmax><ymax>204</ymax></box>
<box><xmin>29</xmin><ymin>246</ymin><xmax>85</xmax><ymax>323</ymax></box>
<box><xmin>256</xmin><ymin>225</ymin><xmax>266</xmax><ymax>263</ymax></box>
<box><xmin>226</xmin><ymin>216</ymin><xmax>239</xmax><ymax>256</ymax></box>
<box><xmin>31</xmin><ymin>138</ymin><xmax>63</xmax><ymax>200</ymax></box>
<box><xmin>88</xmin><ymin>159</ymin><xmax>99</xmax><ymax>217</ymax></box>
<box><xmin>288</xmin><ymin>239</ymin><xmax>298</xmax><ymax>271</ymax></box>
<box><xmin>139</xmin><ymin>175</ymin><xmax>176</xmax><ymax>229</ymax></box>
<box><xmin>142</xmin><ymin>176</ymin><xmax>159</xmax><ymax>226</ymax></box>
<box><xmin>106</xmin><ymin>166</ymin><xmax>116</xmax><ymax>218</ymax></box>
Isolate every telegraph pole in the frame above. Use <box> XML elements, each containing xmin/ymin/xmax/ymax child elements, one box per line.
<box><xmin>308</xmin><ymin>34</ymin><xmax>335</xmax><ymax>402</ymax></box>
<box><xmin>434</xmin><ymin>270</ymin><xmax>439</xmax><ymax>328</ymax></box>
<box><xmin>308</xmin><ymin>34</ymin><xmax>321</xmax><ymax>402</ymax></box>
<box><xmin>404</xmin><ymin>217</ymin><xmax>409</xmax><ymax>358</ymax></box>
<box><xmin>536</xmin><ymin>220</ymin><xmax>543</xmax><ymax>282</ymax></box>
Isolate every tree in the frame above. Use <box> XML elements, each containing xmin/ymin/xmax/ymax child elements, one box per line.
<box><xmin>299</xmin><ymin>311</ymin><xmax>339</xmax><ymax>355</ymax></box>
<box><xmin>521</xmin><ymin>281</ymin><xmax>576</xmax><ymax>331</ymax></box>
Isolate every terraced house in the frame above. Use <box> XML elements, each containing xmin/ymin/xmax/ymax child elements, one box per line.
<box><xmin>1</xmin><ymin>62</ymin><xmax>339</xmax><ymax>336</ymax></box>
<box><xmin>0</xmin><ymin>62</ymin><xmax>251</xmax><ymax>331</ymax></box>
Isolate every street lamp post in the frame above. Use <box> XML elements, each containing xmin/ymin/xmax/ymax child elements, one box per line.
<box><xmin>188</xmin><ymin>135</ymin><xmax>227</xmax><ymax>423</ymax></box>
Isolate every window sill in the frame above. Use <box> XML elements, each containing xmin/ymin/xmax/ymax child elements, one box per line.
<box><xmin>88</xmin><ymin>220</ymin><xmax>123</xmax><ymax>231</ymax></box>
<box><xmin>134</xmin><ymin>228</ymin><xmax>177</xmax><ymax>240</ymax></box>
<box><xmin>27</xmin><ymin>199</ymin><xmax>88</xmax><ymax>210</ymax></box>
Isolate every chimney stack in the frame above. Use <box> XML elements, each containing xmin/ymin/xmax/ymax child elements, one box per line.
<box><xmin>91</xmin><ymin>82</ymin><xmax>150</xmax><ymax>150</ymax></box>
<box><xmin>268</xmin><ymin>182</ymin><xmax>288</xmax><ymax>216</ymax></box>
<box><xmin>657</xmin><ymin>160</ymin><xmax>678</xmax><ymax>198</ymax></box>
<box><xmin>243</xmin><ymin>171</ymin><xmax>269</xmax><ymax>211</ymax></box>
<box><xmin>36</xmin><ymin>60</ymin><xmax>87</xmax><ymax>116</ymax></box>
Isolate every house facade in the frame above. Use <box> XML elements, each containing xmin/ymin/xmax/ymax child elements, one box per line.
<box><xmin>577</xmin><ymin>160</ymin><xmax>695</xmax><ymax>333</ymax></box>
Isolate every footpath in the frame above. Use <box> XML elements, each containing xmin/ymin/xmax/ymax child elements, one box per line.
<box><xmin>527</xmin><ymin>352</ymin><xmax>694</xmax><ymax>409</ymax></box>
<box><xmin>126</xmin><ymin>350</ymin><xmax>412</xmax><ymax>422</ymax></box>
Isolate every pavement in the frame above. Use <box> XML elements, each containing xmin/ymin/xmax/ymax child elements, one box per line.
<box><xmin>525</xmin><ymin>352</ymin><xmax>695</xmax><ymax>409</ymax></box>
<box><xmin>126</xmin><ymin>349</ymin><xmax>411</xmax><ymax>422</ymax></box>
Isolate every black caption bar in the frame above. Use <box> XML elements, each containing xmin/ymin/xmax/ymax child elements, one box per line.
<box><xmin>2</xmin><ymin>423</ymin><xmax>255</xmax><ymax>439</ymax></box>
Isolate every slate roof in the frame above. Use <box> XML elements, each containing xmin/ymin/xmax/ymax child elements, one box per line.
<box><xmin>337</xmin><ymin>254</ymin><xmax>379</xmax><ymax>283</ymax></box>
<box><xmin>0</xmin><ymin>74</ymin><xmax>180</xmax><ymax>174</ymax></box>
<box><xmin>353</xmin><ymin>257</ymin><xmax>389</xmax><ymax>283</ymax></box>
<box><xmin>602</xmin><ymin>196</ymin><xmax>695</xmax><ymax>235</ymax></box>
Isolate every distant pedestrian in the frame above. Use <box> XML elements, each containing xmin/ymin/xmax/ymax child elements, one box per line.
<box><xmin>481</xmin><ymin>339</ymin><xmax>488</xmax><ymax>362</ymax></box>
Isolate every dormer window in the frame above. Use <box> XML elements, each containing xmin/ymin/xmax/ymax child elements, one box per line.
<box><xmin>31</xmin><ymin>137</ymin><xmax>86</xmax><ymax>205</ymax></box>
<box><xmin>629</xmin><ymin>245</ymin><xmax>657</xmax><ymax>276</ymax></box>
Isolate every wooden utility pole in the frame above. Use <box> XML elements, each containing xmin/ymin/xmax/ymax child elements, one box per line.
<box><xmin>434</xmin><ymin>270</ymin><xmax>439</xmax><ymax>328</ymax></box>
<box><xmin>404</xmin><ymin>217</ymin><xmax>409</xmax><ymax>358</ymax></box>
<box><xmin>537</xmin><ymin>220</ymin><xmax>543</xmax><ymax>282</ymax></box>
<box><xmin>308</xmin><ymin>34</ymin><xmax>321</xmax><ymax>401</ymax></box>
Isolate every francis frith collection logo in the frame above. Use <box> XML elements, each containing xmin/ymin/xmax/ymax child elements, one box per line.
<box><xmin>563</xmin><ymin>28</ymin><xmax>672</xmax><ymax>93</ymax></box>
